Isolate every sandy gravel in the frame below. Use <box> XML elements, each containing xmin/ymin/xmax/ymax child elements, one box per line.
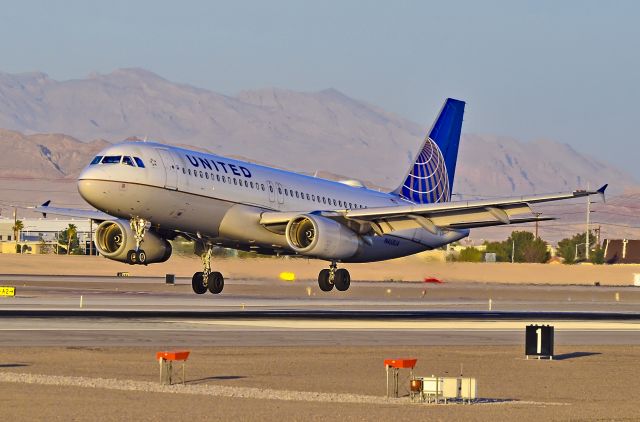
<box><xmin>2</xmin><ymin>254</ymin><xmax>640</xmax><ymax>286</ymax></box>
<box><xmin>1</xmin><ymin>345</ymin><xmax>639</xmax><ymax>421</ymax></box>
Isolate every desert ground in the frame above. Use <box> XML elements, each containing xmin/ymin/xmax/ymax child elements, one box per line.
<box><xmin>1</xmin><ymin>253</ymin><xmax>640</xmax><ymax>286</ymax></box>
<box><xmin>1</xmin><ymin>346</ymin><xmax>639</xmax><ymax>421</ymax></box>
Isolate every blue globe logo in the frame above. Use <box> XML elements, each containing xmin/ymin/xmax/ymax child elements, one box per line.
<box><xmin>400</xmin><ymin>137</ymin><xmax>450</xmax><ymax>204</ymax></box>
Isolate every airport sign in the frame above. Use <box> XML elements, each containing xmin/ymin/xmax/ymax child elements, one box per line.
<box><xmin>0</xmin><ymin>286</ymin><xmax>15</xmax><ymax>297</ymax></box>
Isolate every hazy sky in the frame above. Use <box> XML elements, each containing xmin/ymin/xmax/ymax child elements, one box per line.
<box><xmin>1</xmin><ymin>0</ymin><xmax>638</xmax><ymax>178</ymax></box>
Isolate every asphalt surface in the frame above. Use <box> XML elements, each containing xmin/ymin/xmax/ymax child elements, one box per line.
<box><xmin>1</xmin><ymin>275</ymin><xmax>638</xmax><ymax>346</ymax></box>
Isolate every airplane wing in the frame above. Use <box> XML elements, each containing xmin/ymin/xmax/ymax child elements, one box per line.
<box><xmin>260</xmin><ymin>185</ymin><xmax>607</xmax><ymax>235</ymax></box>
<box><xmin>30</xmin><ymin>200</ymin><xmax>117</xmax><ymax>221</ymax></box>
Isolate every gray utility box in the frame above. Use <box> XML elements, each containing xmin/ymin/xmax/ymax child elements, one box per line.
<box><xmin>525</xmin><ymin>324</ymin><xmax>554</xmax><ymax>359</ymax></box>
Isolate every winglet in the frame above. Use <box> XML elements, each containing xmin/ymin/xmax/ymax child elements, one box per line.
<box><xmin>597</xmin><ymin>184</ymin><xmax>608</xmax><ymax>203</ymax></box>
<box><xmin>40</xmin><ymin>200</ymin><xmax>51</xmax><ymax>218</ymax></box>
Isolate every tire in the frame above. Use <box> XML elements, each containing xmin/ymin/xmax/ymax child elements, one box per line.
<box><xmin>191</xmin><ymin>272</ymin><xmax>207</xmax><ymax>294</ymax></box>
<box><xmin>334</xmin><ymin>268</ymin><xmax>351</xmax><ymax>291</ymax></box>
<box><xmin>318</xmin><ymin>269</ymin><xmax>333</xmax><ymax>291</ymax></box>
<box><xmin>127</xmin><ymin>250</ymin><xmax>137</xmax><ymax>265</ymax></box>
<box><xmin>137</xmin><ymin>250</ymin><xmax>147</xmax><ymax>265</ymax></box>
<box><xmin>208</xmin><ymin>272</ymin><xmax>224</xmax><ymax>294</ymax></box>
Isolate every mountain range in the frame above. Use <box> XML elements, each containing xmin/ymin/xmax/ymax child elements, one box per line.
<box><xmin>0</xmin><ymin>68</ymin><xmax>634</xmax><ymax>196</ymax></box>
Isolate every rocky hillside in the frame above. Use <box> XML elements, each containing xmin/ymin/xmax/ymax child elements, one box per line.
<box><xmin>0</xmin><ymin>129</ymin><xmax>108</xmax><ymax>179</ymax></box>
<box><xmin>0</xmin><ymin>69</ymin><xmax>634</xmax><ymax>195</ymax></box>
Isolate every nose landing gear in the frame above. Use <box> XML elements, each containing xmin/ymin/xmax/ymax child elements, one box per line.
<box><xmin>191</xmin><ymin>244</ymin><xmax>225</xmax><ymax>295</ymax></box>
<box><xmin>318</xmin><ymin>261</ymin><xmax>351</xmax><ymax>292</ymax></box>
<box><xmin>127</xmin><ymin>217</ymin><xmax>149</xmax><ymax>265</ymax></box>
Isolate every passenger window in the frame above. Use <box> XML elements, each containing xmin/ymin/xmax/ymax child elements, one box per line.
<box><xmin>306</xmin><ymin>194</ymin><xmax>310</xmax><ymax>200</ymax></box>
<box><xmin>102</xmin><ymin>155</ymin><xmax>122</xmax><ymax>164</ymax></box>
<box><xmin>90</xmin><ymin>156</ymin><xmax>103</xmax><ymax>165</ymax></box>
<box><xmin>349</xmin><ymin>202</ymin><xmax>353</xmax><ymax>208</ymax></box>
<box><xmin>244</xmin><ymin>180</ymin><xmax>248</xmax><ymax>187</ymax></box>
<box><xmin>222</xmin><ymin>175</ymin><xmax>226</xmax><ymax>182</ymax></box>
<box><xmin>278</xmin><ymin>187</ymin><xmax>282</xmax><ymax>194</ymax></box>
<box><xmin>296</xmin><ymin>191</ymin><xmax>300</xmax><ymax>198</ymax></box>
<box><xmin>312</xmin><ymin>195</ymin><xmax>315</xmax><ymax>201</ymax></box>
<box><xmin>262</xmin><ymin>184</ymin><xmax>266</xmax><ymax>191</ymax></box>
<box><xmin>134</xmin><ymin>157</ymin><xmax>145</xmax><ymax>168</ymax></box>
<box><xmin>188</xmin><ymin>169</ymin><xmax>192</xmax><ymax>175</ymax></box>
<box><xmin>182</xmin><ymin>168</ymin><xmax>186</xmax><ymax>174</ymax></box>
<box><xmin>285</xmin><ymin>188</ymin><xmax>289</xmax><ymax>196</ymax></box>
<box><xmin>233</xmin><ymin>178</ymin><xmax>237</xmax><ymax>185</ymax></box>
<box><xmin>322</xmin><ymin>197</ymin><xmax>326</xmax><ymax>204</ymax></box>
<box><xmin>199</xmin><ymin>171</ymin><xmax>203</xmax><ymax>178</ymax></box>
<box><xmin>250</xmin><ymin>182</ymin><xmax>254</xmax><ymax>188</ymax></box>
<box><xmin>217</xmin><ymin>175</ymin><xmax>221</xmax><ymax>182</ymax></box>
<box><xmin>269</xmin><ymin>185</ymin><xmax>273</xmax><ymax>193</ymax></box>
<box><xmin>338</xmin><ymin>200</ymin><xmax>343</xmax><ymax>207</ymax></box>
<box><xmin>205</xmin><ymin>173</ymin><xmax>209</xmax><ymax>179</ymax></box>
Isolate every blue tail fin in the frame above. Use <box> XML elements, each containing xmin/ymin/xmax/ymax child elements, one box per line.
<box><xmin>393</xmin><ymin>98</ymin><xmax>465</xmax><ymax>203</ymax></box>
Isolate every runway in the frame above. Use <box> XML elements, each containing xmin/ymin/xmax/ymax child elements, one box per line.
<box><xmin>1</xmin><ymin>275</ymin><xmax>638</xmax><ymax>346</ymax></box>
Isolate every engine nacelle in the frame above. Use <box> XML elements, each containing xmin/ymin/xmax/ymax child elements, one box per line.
<box><xmin>94</xmin><ymin>220</ymin><xmax>172</xmax><ymax>264</ymax></box>
<box><xmin>285</xmin><ymin>214</ymin><xmax>360</xmax><ymax>260</ymax></box>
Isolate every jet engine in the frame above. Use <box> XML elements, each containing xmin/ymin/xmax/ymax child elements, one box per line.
<box><xmin>285</xmin><ymin>214</ymin><xmax>360</xmax><ymax>260</ymax></box>
<box><xmin>94</xmin><ymin>220</ymin><xmax>172</xmax><ymax>264</ymax></box>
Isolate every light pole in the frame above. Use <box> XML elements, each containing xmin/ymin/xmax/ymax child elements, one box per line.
<box><xmin>575</xmin><ymin>242</ymin><xmax>587</xmax><ymax>262</ymax></box>
<box><xmin>586</xmin><ymin>194</ymin><xmax>591</xmax><ymax>260</ymax></box>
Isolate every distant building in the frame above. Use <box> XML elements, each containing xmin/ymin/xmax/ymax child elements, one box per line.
<box><xmin>603</xmin><ymin>239</ymin><xmax>640</xmax><ymax>264</ymax></box>
<box><xmin>0</xmin><ymin>217</ymin><xmax>93</xmax><ymax>254</ymax></box>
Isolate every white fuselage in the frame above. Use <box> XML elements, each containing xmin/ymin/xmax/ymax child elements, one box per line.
<box><xmin>78</xmin><ymin>141</ymin><xmax>468</xmax><ymax>262</ymax></box>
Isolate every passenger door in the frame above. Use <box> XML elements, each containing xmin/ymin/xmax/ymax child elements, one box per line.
<box><xmin>156</xmin><ymin>149</ymin><xmax>178</xmax><ymax>190</ymax></box>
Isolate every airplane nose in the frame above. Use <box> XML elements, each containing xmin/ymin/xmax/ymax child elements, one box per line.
<box><xmin>77</xmin><ymin>166</ymin><xmax>109</xmax><ymax>205</ymax></box>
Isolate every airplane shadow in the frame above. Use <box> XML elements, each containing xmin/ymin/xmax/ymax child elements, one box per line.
<box><xmin>0</xmin><ymin>363</ymin><xmax>29</xmax><ymax>368</ymax></box>
<box><xmin>188</xmin><ymin>375</ymin><xmax>246</xmax><ymax>384</ymax></box>
<box><xmin>553</xmin><ymin>352</ymin><xmax>601</xmax><ymax>361</ymax></box>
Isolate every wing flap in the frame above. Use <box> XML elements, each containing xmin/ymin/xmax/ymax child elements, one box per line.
<box><xmin>258</xmin><ymin>186</ymin><xmax>606</xmax><ymax>235</ymax></box>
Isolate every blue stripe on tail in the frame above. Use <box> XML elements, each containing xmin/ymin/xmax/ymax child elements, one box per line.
<box><xmin>430</xmin><ymin>98</ymin><xmax>465</xmax><ymax>192</ymax></box>
<box><xmin>394</xmin><ymin>98</ymin><xmax>465</xmax><ymax>204</ymax></box>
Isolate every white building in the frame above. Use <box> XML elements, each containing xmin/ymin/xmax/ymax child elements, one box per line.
<box><xmin>0</xmin><ymin>217</ymin><xmax>94</xmax><ymax>254</ymax></box>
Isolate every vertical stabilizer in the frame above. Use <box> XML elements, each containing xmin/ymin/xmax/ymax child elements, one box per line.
<box><xmin>393</xmin><ymin>98</ymin><xmax>465</xmax><ymax>203</ymax></box>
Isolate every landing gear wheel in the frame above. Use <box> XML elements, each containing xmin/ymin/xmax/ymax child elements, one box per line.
<box><xmin>137</xmin><ymin>250</ymin><xmax>147</xmax><ymax>265</ymax></box>
<box><xmin>127</xmin><ymin>250</ymin><xmax>137</xmax><ymax>265</ymax></box>
<box><xmin>191</xmin><ymin>272</ymin><xmax>207</xmax><ymax>294</ymax></box>
<box><xmin>318</xmin><ymin>269</ymin><xmax>334</xmax><ymax>291</ymax></box>
<box><xmin>334</xmin><ymin>269</ymin><xmax>351</xmax><ymax>291</ymax></box>
<box><xmin>207</xmin><ymin>271</ymin><xmax>224</xmax><ymax>294</ymax></box>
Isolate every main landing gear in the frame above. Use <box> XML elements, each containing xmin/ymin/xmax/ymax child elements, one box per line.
<box><xmin>318</xmin><ymin>261</ymin><xmax>350</xmax><ymax>292</ymax></box>
<box><xmin>191</xmin><ymin>244</ymin><xmax>224</xmax><ymax>295</ymax></box>
<box><xmin>127</xmin><ymin>217</ymin><xmax>148</xmax><ymax>265</ymax></box>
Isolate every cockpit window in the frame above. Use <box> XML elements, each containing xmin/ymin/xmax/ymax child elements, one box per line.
<box><xmin>122</xmin><ymin>156</ymin><xmax>135</xmax><ymax>167</ymax></box>
<box><xmin>90</xmin><ymin>156</ymin><xmax>103</xmax><ymax>165</ymax></box>
<box><xmin>102</xmin><ymin>155</ymin><xmax>122</xmax><ymax>164</ymax></box>
<box><xmin>134</xmin><ymin>157</ymin><xmax>145</xmax><ymax>168</ymax></box>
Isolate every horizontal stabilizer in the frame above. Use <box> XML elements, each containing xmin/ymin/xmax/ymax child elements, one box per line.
<box><xmin>31</xmin><ymin>202</ymin><xmax>115</xmax><ymax>221</ymax></box>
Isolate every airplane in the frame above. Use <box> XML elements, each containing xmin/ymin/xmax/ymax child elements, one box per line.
<box><xmin>35</xmin><ymin>98</ymin><xmax>607</xmax><ymax>295</ymax></box>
